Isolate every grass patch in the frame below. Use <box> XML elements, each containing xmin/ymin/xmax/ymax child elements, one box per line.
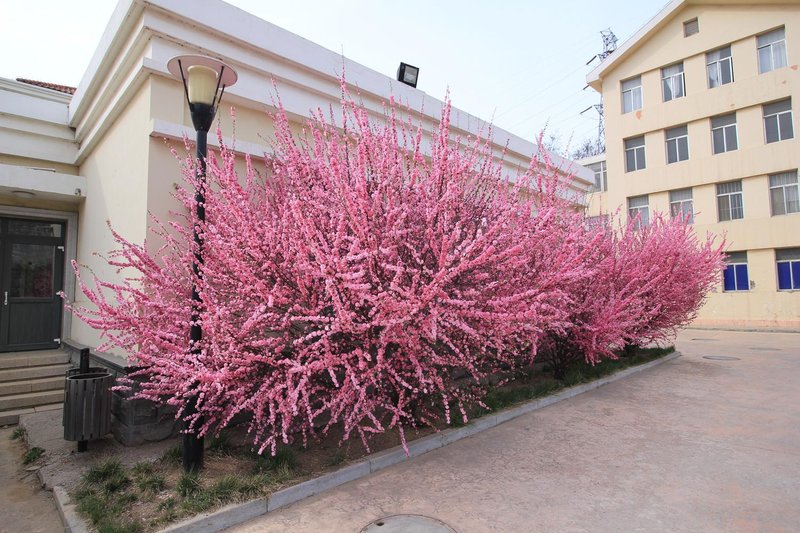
<box><xmin>251</xmin><ymin>447</ymin><xmax>296</xmax><ymax>475</ymax></box>
<box><xmin>22</xmin><ymin>446</ymin><xmax>44</xmax><ymax>465</ymax></box>
<box><xmin>159</xmin><ymin>443</ymin><xmax>182</xmax><ymax>465</ymax></box>
<box><xmin>131</xmin><ymin>462</ymin><xmax>165</xmax><ymax>494</ymax></box>
<box><xmin>10</xmin><ymin>426</ymin><xmax>26</xmax><ymax>441</ymax></box>
<box><xmin>561</xmin><ymin>345</ymin><xmax>675</xmax><ymax>386</ymax></box>
<box><xmin>176</xmin><ymin>472</ymin><xmax>201</xmax><ymax>498</ymax></box>
<box><xmin>473</xmin><ymin>376</ymin><xmax>563</xmax><ymax>416</ymax></box>
<box><xmin>85</xmin><ymin>459</ymin><xmax>130</xmax><ymax>493</ymax></box>
<box><xmin>74</xmin><ymin>454</ymin><xmax>276</xmax><ymax>533</ymax></box>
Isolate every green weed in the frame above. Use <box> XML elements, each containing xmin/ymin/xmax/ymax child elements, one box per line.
<box><xmin>22</xmin><ymin>446</ymin><xmax>44</xmax><ymax>465</ymax></box>
<box><xmin>159</xmin><ymin>443</ymin><xmax>182</xmax><ymax>465</ymax></box>
<box><xmin>176</xmin><ymin>472</ymin><xmax>201</xmax><ymax>498</ymax></box>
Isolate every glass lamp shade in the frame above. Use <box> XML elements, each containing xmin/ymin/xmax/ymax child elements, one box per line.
<box><xmin>187</xmin><ymin>65</ymin><xmax>218</xmax><ymax>105</ymax></box>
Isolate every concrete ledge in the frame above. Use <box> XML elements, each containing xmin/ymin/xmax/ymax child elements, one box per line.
<box><xmin>53</xmin><ymin>486</ymin><xmax>89</xmax><ymax>533</ymax></box>
<box><xmin>56</xmin><ymin>351</ymin><xmax>681</xmax><ymax>533</ymax></box>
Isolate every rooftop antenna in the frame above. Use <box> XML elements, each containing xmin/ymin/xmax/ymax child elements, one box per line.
<box><xmin>585</xmin><ymin>28</ymin><xmax>618</xmax><ymax>65</ymax></box>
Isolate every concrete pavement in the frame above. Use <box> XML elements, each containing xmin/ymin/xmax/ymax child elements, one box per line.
<box><xmin>0</xmin><ymin>426</ymin><xmax>63</xmax><ymax>533</ymax></box>
<box><xmin>229</xmin><ymin>329</ymin><xmax>800</xmax><ymax>533</ymax></box>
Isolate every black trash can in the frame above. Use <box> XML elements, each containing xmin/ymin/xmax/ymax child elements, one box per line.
<box><xmin>63</xmin><ymin>350</ymin><xmax>113</xmax><ymax>451</ymax></box>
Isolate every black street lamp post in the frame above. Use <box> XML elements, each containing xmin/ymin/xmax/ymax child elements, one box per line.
<box><xmin>167</xmin><ymin>55</ymin><xmax>238</xmax><ymax>472</ymax></box>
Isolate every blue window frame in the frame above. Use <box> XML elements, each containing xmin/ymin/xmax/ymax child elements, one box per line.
<box><xmin>776</xmin><ymin>248</ymin><xmax>800</xmax><ymax>290</ymax></box>
<box><xmin>723</xmin><ymin>251</ymin><xmax>749</xmax><ymax>291</ymax></box>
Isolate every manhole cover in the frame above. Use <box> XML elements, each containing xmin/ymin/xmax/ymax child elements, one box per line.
<box><xmin>749</xmin><ymin>347</ymin><xmax>780</xmax><ymax>351</ymax></box>
<box><xmin>361</xmin><ymin>515</ymin><xmax>456</xmax><ymax>533</ymax></box>
<box><xmin>703</xmin><ymin>355</ymin><xmax>740</xmax><ymax>361</ymax></box>
<box><xmin>691</xmin><ymin>338</ymin><xmax>718</xmax><ymax>341</ymax></box>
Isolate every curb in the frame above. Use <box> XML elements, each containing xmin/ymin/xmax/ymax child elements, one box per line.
<box><xmin>53</xmin><ymin>486</ymin><xmax>89</xmax><ymax>533</ymax></box>
<box><xmin>59</xmin><ymin>351</ymin><xmax>681</xmax><ymax>533</ymax></box>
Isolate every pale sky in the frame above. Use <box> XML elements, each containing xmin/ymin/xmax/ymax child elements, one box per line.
<box><xmin>0</xmin><ymin>0</ymin><xmax>668</xmax><ymax>149</ymax></box>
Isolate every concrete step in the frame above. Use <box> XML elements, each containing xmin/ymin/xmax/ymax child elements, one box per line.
<box><xmin>0</xmin><ymin>375</ymin><xmax>65</xmax><ymax>396</ymax></box>
<box><xmin>0</xmin><ymin>389</ymin><xmax>64</xmax><ymax>412</ymax></box>
<box><xmin>0</xmin><ymin>350</ymin><xmax>70</xmax><ymax>370</ymax></box>
<box><xmin>0</xmin><ymin>403</ymin><xmax>62</xmax><ymax>426</ymax></box>
<box><xmin>0</xmin><ymin>363</ymin><xmax>71</xmax><ymax>383</ymax></box>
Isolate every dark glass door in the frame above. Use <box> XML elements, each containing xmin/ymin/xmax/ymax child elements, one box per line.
<box><xmin>0</xmin><ymin>218</ymin><xmax>65</xmax><ymax>352</ymax></box>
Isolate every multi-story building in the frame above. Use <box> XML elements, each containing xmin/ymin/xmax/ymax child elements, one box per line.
<box><xmin>585</xmin><ymin>0</ymin><xmax>800</xmax><ymax>330</ymax></box>
<box><xmin>0</xmin><ymin>0</ymin><xmax>591</xmax><ymax>356</ymax></box>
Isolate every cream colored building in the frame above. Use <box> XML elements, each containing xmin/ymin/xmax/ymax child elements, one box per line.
<box><xmin>0</xmin><ymin>0</ymin><xmax>591</xmax><ymax>360</ymax></box>
<box><xmin>585</xmin><ymin>0</ymin><xmax>800</xmax><ymax>330</ymax></box>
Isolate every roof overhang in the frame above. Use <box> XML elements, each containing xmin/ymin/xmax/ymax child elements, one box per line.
<box><xmin>586</xmin><ymin>0</ymin><xmax>799</xmax><ymax>92</ymax></box>
<box><xmin>68</xmin><ymin>0</ymin><xmax>594</xmax><ymax>193</ymax></box>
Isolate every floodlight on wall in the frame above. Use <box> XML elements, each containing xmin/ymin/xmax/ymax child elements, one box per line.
<box><xmin>397</xmin><ymin>62</ymin><xmax>420</xmax><ymax>88</ymax></box>
<box><xmin>167</xmin><ymin>54</ymin><xmax>237</xmax><ymax>473</ymax></box>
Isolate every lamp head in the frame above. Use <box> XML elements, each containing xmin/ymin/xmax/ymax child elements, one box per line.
<box><xmin>167</xmin><ymin>55</ymin><xmax>238</xmax><ymax>132</ymax></box>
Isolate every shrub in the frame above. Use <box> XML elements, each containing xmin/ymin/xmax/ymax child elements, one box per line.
<box><xmin>66</xmin><ymin>80</ymin><xmax>723</xmax><ymax>456</ymax></box>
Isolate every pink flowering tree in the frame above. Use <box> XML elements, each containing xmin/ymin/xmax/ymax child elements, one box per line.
<box><xmin>615</xmin><ymin>213</ymin><xmax>725</xmax><ymax>349</ymax></box>
<box><xmin>68</xmin><ymin>88</ymin><xmax>582</xmax><ymax>454</ymax></box>
<box><xmin>66</xmin><ymin>82</ymin><xmax>724</xmax><ymax>456</ymax></box>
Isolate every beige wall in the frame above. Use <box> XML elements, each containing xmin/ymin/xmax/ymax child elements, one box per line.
<box><xmin>591</xmin><ymin>2</ymin><xmax>800</xmax><ymax>329</ymax></box>
<box><xmin>71</xmin><ymin>81</ymin><xmax>154</xmax><ymax>346</ymax></box>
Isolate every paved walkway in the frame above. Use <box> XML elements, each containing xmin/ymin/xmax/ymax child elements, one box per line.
<box><xmin>0</xmin><ymin>426</ymin><xmax>63</xmax><ymax>533</ymax></box>
<box><xmin>230</xmin><ymin>329</ymin><xmax>800</xmax><ymax>533</ymax></box>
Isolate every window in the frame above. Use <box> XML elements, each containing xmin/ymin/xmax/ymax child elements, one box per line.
<box><xmin>628</xmin><ymin>195</ymin><xmax>649</xmax><ymax>229</ymax></box>
<box><xmin>669</xmin><ymin>188</ymin><xmax>694</xmax><ymax>223</ymax></box>
<box><xmin>723</xmin><ymin>251</ymin><xmax>749</xmax><ymax>292</ymax></box>
<box><xmin>757</xmin><ymin>27</ymin><xmax>787</xmax><ymax>73</ymax></box>
<box><xmin>586</xmin><ymin>214</ymin><xmax>610</xmax><ymax>228</ymax></box>
<box><xmin>707</xmin><ymin>46</ymin><xmax>733</xmax><ymax>88</ymax></box>
<box><xmin>763</xmin><ymin>99</ymin><xmax>794</xmax><ymax>143</ymax></box>
<box><xmin>662</xmin><ymin>63</ymin><xmax>685</xmax><ymax>102</ymax></box>
<box><xmin>665</xmin><ymin>125</ymin><xmax>689</xmax><ymax>164</ymax></box>
<box><xmin>711</xmin><ymin>113</ymin><xmax>738</xmax><ymax>154</ymax></box>
<box><xmin>588</xmin><ymin>161</ymin><xmax>607</xmax><ymax>192</ymax></box>
<box><xmin>770</xmin><ymin>170</ymin><xmax>800</xmax><ymax>216</ymax></box>
<box><xmin>625</xmin><ymin>136</ymin><xmax>646</xmax><ymax>172</ymax></box>
<box><xmin>717</xmin><ymin>181</ymin><xmax>744</xmax><ymax>221</ymax></box>
<box><xmin>684</xmin><ymin>18</ymin><xmax>699</xmax><ymax>37</ymax></box>
<box><xmin>776</xmin><ymin>249</ymin><xmax>800</xmax><ymax>290</ymax></box>
<box><xmin>621</xmin><ymin>76</ymin><xmax>642</xmax><ymax>114</ymax></box>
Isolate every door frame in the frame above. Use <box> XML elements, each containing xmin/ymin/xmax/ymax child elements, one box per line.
<box><xmin>0</xmin><ymin>206</ymin><xmax>78</xmax><ymax>347</ymax></box>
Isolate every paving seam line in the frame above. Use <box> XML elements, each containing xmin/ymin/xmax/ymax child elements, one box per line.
<box><xmin>51</xmin><ymin>351</ymin><xmax>681</xmax><ymax>533</ymax></box>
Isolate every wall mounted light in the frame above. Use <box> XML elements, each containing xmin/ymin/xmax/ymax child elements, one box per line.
<box><xmin>397</xmin><ymin>62</ymin><xmax>419</xmax><ymax>88</ymax></box>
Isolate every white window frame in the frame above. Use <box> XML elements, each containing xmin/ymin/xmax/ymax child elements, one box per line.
<box><xmin>716</xmin><ymin>181</ymin><xmax>744</xmax><ymax>222</ymax></box>
<box><xmin>662</xmin><ymin>63</ymin><xmax>686</xmax><ymax>102</ymax></box>
<box><xmin>621</xmin><ymin>76</ymin><xmax>642</xmax><ymax>114</ymax></box>
<box><xmin>776</xmin><ymin>249</ymin><xmax>800</xmax><ymax>291</ymax></box>
<box><xmin>711</xmin><ymin>114</ymin><xmax>738</xmax><ymax>154</ymax></box>
<box><xmin>763</xmin><ymin>99</ymin><xmax>794</xmax><ymax>144</ymax></box>
<box><xmin>707</xmin><ymin>46</ymin><xmax>733</xmax><ymax>88</ymax></box>
<box><xmin>588</xmin><ymin>161</ymin><xmax>607</xmax><ymax>192</ymax></box>
<box><xmin>723</xmin><ymin>252</ymin><xmax>749</xmax><ymax>292</ymax></box>
<box><xmin>669</xmin><ymin>188</ymin><xmax>694</xmax><ymax>223</ymax></box>
<box><xmin>665</xmin><ymin>125</ymin><xmax>689</xmax><ymax>164</ymax></box>
<box><xmin>628</xmin><ymin>195</ymin><xmax>650</xmax><ymax>229</ymax></box>
<box><xmin>758</xmin><ymin>27</ymin><xmax>788</xmax><ymax>74</ymax></box>
<box><xmin>769</xmin><ymin>171</ymin><xmax>800</xmax><ymax>216</ymax></box>
<box><xmin>624</xmin><ymin>136</ymin><xmax>646</xmax><ymax>173</ymax></box>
